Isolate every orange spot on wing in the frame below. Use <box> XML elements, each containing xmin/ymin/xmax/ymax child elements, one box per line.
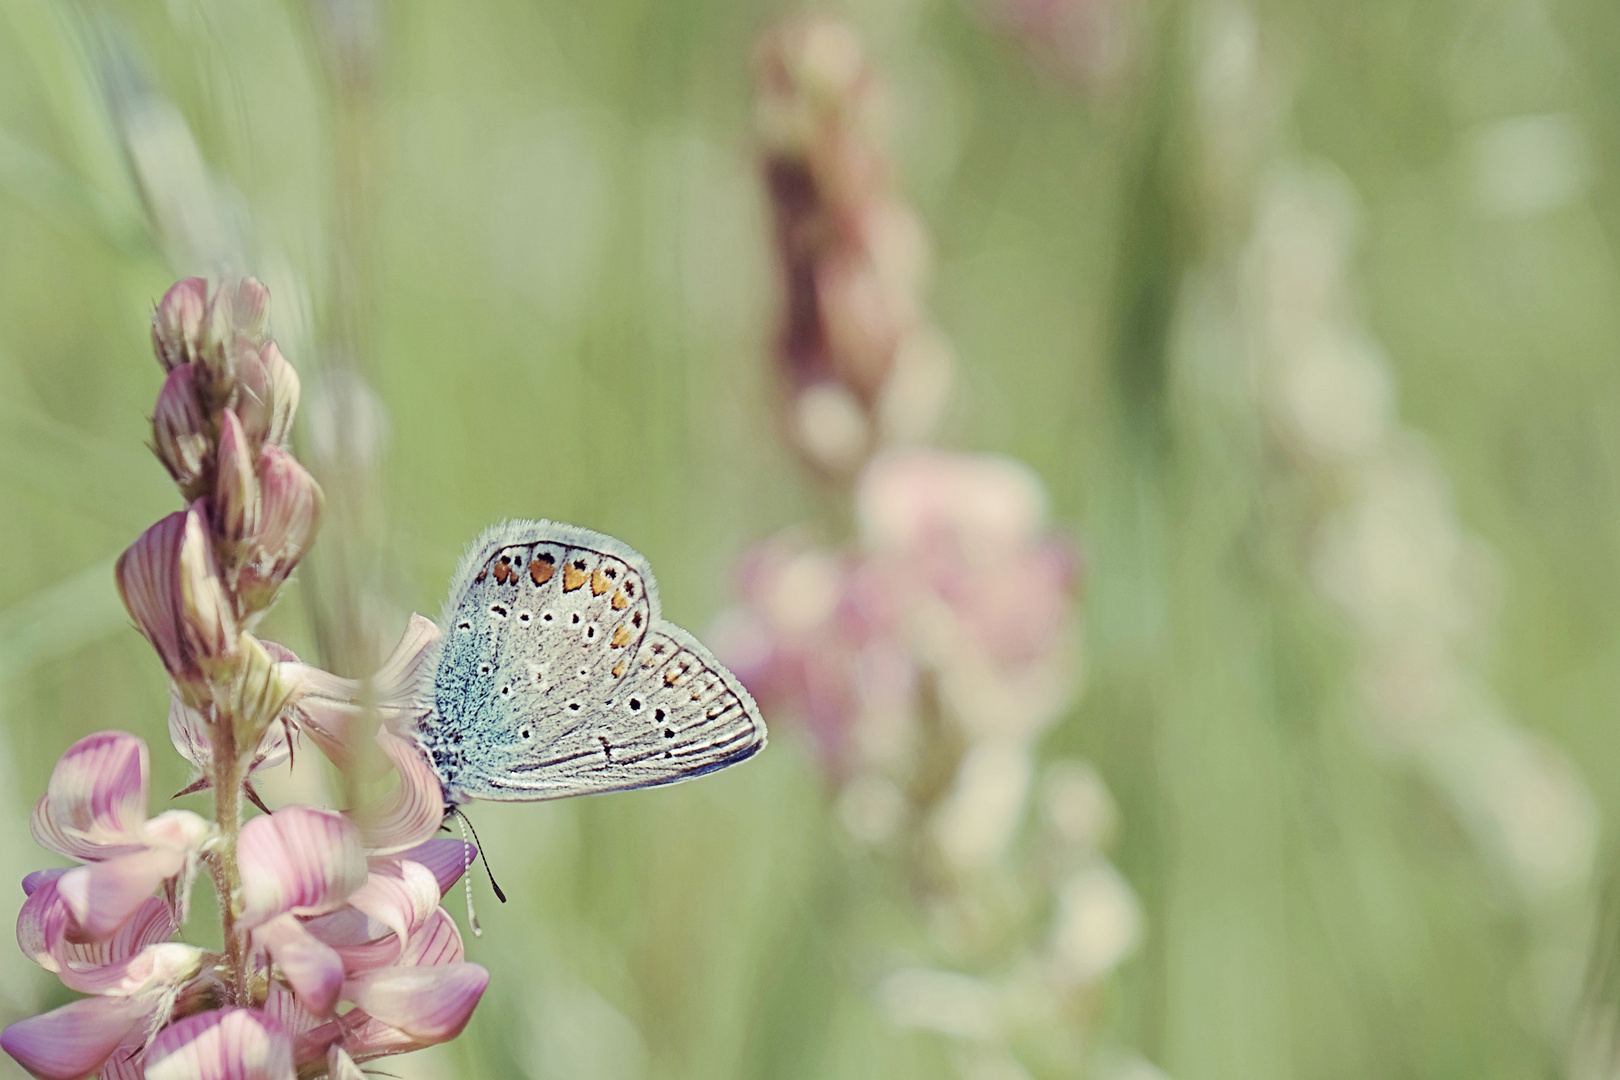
<box><xmin>611</xmin><ymin>589</ymin><xmax>629</xmax><ymax>610</ymax></box>
<box><xmin>562</xmin><ymin>564</ymin><xmax>587</xmax><ymax>592</ymax></box>
<box><xmin>492</xmin><ymin>562</ymin><xmax>510</xmax><ymax>584</ymax></box>
<box><xmin>610</xmin><ymin>625</ymin><xmax>633</xmax><ymax>648</ymax></box>
<box><xmin>611</xmin><ymin>659</ymin><xmax>626</xmax><ymax>678</ymax></box>
<box><xmin>591</xmin><ymin>569</ymin><xmax>612</xmax><ymax>595</ymax></box>
<box><xmin>476</xmin><ymin>571</ymin><xmax>488</xmax><ymax>582</ymax></box>
<box><xmin>664</xmin><ymin>668</ymin><xmax>682</xmax><ymax>686</ymax></box>
<box><xmin>529</xmin><ymin>558</ymin><xmax>555</xmax><ymax>585</ymax></box>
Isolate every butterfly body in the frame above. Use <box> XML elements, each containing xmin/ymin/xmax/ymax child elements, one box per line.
<box><xmin>416</xmin><ymin>520</ymin><xmax>765</xmax><ymax>806</ymax></box>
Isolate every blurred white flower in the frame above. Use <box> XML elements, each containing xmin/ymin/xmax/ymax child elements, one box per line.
<box><xmin>1048</xmin><ymin>862</ymin><xmax>1142</xmax><ymax>987</ymax></box>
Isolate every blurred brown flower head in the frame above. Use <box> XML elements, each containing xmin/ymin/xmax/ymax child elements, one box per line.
<box><xmin>754</xmin><ymin>16</ymin><xmax>953</xmax><ymax>477</ymax></box>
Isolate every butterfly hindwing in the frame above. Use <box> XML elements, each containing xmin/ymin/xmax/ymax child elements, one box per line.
<box><xmin>424</xmin><ymin>519</ymin><xmax>765</xmax><ymax>803</ymax></box>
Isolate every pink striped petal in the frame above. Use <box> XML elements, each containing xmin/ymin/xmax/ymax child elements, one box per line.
<box><xmin>353</xmin><ymin>731</ymin><xmax>444</xmax><ymax>855</ymax></box>
<box><xmin>252</xmin><ymin>915</ymin><xmax>344</xmax><ymax>1017</ymax></box>
<box><xmin>57</xmin><ymin>845</ymin><xmax>187</xmax><ymax>940</ymax></box>
<box><xmin>326</xmin><ymin>1046</ymin><xmax>365</xmax><ymax>1080</ymax></box>
<box><xmin>398</xmin><ymin>907</ymin><xmax>465</xmax><ymax>968</ymax></box>
<box><xmin>58</xmin><ymin>941</ymin><xmax>202</xmax><ymax>997</ymax></box>
<box><xmin>372</xmin><ymin>615</ymin><xmax>441</xmax><ymax>712</ymax></box>
<box><xmin>345</xmin><ymin>859</ymin><xmax>440</xmax><ymax>949</ymax></box>
<box><xmin>0</xmin><ymin>995</ymin><xmax>151</xmax><ymax>1080</ymax></box>
<box><xmin>263</xmin><ymin>982</ymin><xmax>319</xmax><ymax>1043</ymax></box>
<box><xmin>19</xmin><ymin>884</ymin><xmax>182</xmax><ymax>994</ymax></box>
<box><xmin>280</xmin><ymin>615</ymin><xmax>441</xmax><ymax>775</ymax></box>
<box><xmin>395</xmin><ymin>838</ymin><xmax>474</xmax><ymax>896</ymax></box>
<box><xmin>144</xmin><ymin>1009</ymin><xmax>293</xmax><ymax>1080</ymax></box>
<box><xmin>237</xmin><ymin>807</ymin><xmax>367</xmax><ymax>928</ymax></box>
<box><xmin>342</xmin><ymin>962</ymin><xmax>488</xmax><ymax>1043</ymax></box>
<box><xmin>301</xmin><ymin>907</ymin><xmax>403</xmax><ymax>975</ymax></box>
<box><xmin>31</xmin><ymin>732</ymin><xmax>150</xmax><ymax>861</ymax></box>
<box><xmin>62</xmin><ymin>894</ymin><xmax>175</xmax><ymax>964</ymax></box>
<box><xmin>16</xmin><ymin>877</ymin><xmax>74</xmax><ymax>969</ymax></box>
<box><xmin>98</xmin><ymin>1043</ymin><xmax>147</xmax><ymax>1080</ymax></box>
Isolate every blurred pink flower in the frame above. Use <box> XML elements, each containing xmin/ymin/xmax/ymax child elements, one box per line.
<box><xmin>974</xmin><ymin>0</ymin><xmax>1135</xmax><ymax>87</ymax></box>
<box><xmin>718</xmin><ymin>450</ymin><xmax>1082</xmax><ymax>770</ymax></box>
<box><xmin>858</xmin><ymin>449</ymin><xmax>1081</xmax><ymax>739</ymax></box>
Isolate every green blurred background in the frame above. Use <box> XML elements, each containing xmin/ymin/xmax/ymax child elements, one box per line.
<box><xmin>3</xmin><ymin>0</ymin><xmax>1620</xmax><ymax>1077</ymax></box>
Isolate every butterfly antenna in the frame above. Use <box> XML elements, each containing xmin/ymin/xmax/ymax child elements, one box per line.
<box><xmin>452</xmin><ymin>807</ymin><xmax>508</xmax><ymax>904</ymax></box>
<box><xmin>453</xmin><ymin>811</ymin><xmax>482</xmax><ymax>938</ymax></box>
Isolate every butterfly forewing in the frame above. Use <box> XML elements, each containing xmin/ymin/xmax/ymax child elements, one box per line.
<box><xmin>424</xmin><ymin>520</ymin><xmax>765</xmax><ymax>804</ymax></box>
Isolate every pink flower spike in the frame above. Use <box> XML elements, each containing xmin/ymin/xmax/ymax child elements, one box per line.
<box><xmin>352</xmin><ymin>730</ymin><xmax>445</xmax><ymax>855</ymax></box>
<box><xmin>1</xmin><ymin>994</ymin><xmax>152</xmax><ymax>1080</ymax></box>
<box><xmin>31</xmin><ymin>731</ymin><xmax>150</xmax><ymax>861</ymax></box>
<box><xmin>144</xmin><ymin>1009</ymin><xmax>294</xmax><ymax>1080</ymax></box>
<box><xmin>252</xmin><ymin>915</ymin><xmax>344</xmax><ymax>1017</ymax></box>
<box><xmin>342</xmin><ymin>963</ymin><xmax>489</xmax><ymax>1044</ymax></box>
<box><xmin>237</xmin><ymin>807</ymin><xmax>367</xmax><ymax>929</ymax></box>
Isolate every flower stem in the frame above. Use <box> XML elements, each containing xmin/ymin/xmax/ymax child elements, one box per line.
<box><xmin>211</xmin><ymin>705</ymin><xmax>249</xmax><ymax>1005</ymax></box>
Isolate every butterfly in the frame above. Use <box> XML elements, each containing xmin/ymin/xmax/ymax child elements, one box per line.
<box><xmin>414</xmin><ymin>519</ymin><xmax>766</xmax><ymax>806</ymax></box>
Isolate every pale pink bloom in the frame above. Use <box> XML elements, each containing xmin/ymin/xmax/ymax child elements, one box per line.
<box><xmin>294</xmin><ymin>905</ymin><xmax>488</xmax><ymax>1066</ymax></box>
<box><xmin>4</xmin><ymin>879</ymin><xmax>204</xmax><ymax>1079</ymax></box>
<box><xmin>30</xmin><ymin>732</ymin><xmax>211</xmax><ymax>939</ymax></box>
<box><xmin>115</xmin><ymin>508</ymin><xmax>238</xmax><ymax>688</ymax></box>
<box><xmin>235</xmin><ymin>807</ymin><xmax>367</xmax><ymax>1019</ymax></box>
<box><xmin>245</xmin><ymin>839</ymin><xmax>486</xmax><ymax>1067</ymax></box>
<box><xmin>143</xmin><ymin>1008</ymin><xmax>293</xmax><ymax>1080</ymax></box>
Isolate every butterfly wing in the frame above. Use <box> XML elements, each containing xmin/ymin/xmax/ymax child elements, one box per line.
<box><xmin>425</xmin><ymin>520</ymin><xmax>765</xmax><ymax>804</ymax></box>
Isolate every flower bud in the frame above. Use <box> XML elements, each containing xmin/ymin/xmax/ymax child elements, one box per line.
<box><xmin>234</xmin><ymin>340</ymin><xmax>300</xmax><ymax>447</ymax></box>
<box><xmin>151</xmin><ymin>363</ymin><xmax>210</xmax><ymax>496</ymax></box>
<box><xmin>151</xmin><ymin>278</ymin><xmax>208</xmax><ymax>371</ymax></box>
<box><xmin>194</xmin><ymin>291</ymin><xmax>239</xmax><ymax>388</ymax></box>
<box><xmin>116</xmin><ymin>508</ymin><xmax>239</xmax><ymax>690</ymax></box>
<box><xmin>213</xmin><ymin>409</ymin><xmax>259</xmax><ymax>545</ymax></box>
<box><xmin>229</xmin><ymin>276</ymin><xmax>271</xmax><ymax>341</ymax></box>
<box><xmin>225</xmin><ymin>634</ymin><xmax>297</xmax><ymax>760</ymax></box>
<box><xmin>236</xmin><ymin>446</ymin><xmax>323</xmax><ymax>613</ymax></box>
